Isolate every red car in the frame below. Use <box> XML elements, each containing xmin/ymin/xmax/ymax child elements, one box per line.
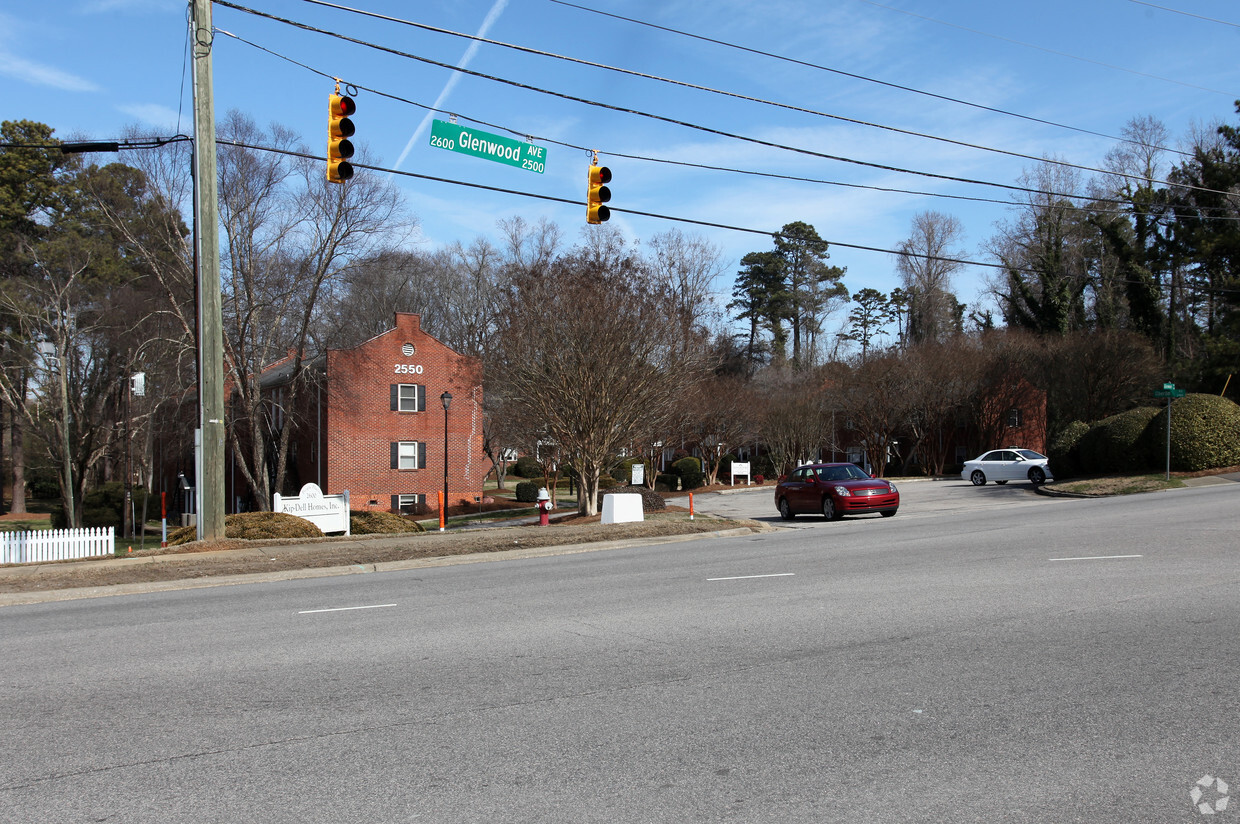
<box><xmin>774</xmin><ymin>463</ymin><xmax>899</xmax><ymax>521</ymax></box>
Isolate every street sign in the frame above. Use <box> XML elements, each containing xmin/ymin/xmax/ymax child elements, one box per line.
<box><xmin>429</xmin><ymin>120</ymin><xmax>546</xmax><ymax>173</ymax></box>
<box><xmin>1153</xmin><ymin>388</ymin><xmax>1186</xmax><ymax>398</ymax></box>
<box><xmin>1163</xmin><ymin>382</ymin><xmax>1175</xmax><ymax>390</ymax></box>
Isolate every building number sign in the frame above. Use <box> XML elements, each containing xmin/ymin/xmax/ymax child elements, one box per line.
<box><xmin>394</xmin><ymin>364</ymin><xmax>424</xmax><ymax>374</ymax></box>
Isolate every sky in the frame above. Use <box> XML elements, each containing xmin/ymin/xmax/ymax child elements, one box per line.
<box><xmin>6</xmin><ymin>0</ymin><xmax>1240</xmax><ymax>335</ymax></box>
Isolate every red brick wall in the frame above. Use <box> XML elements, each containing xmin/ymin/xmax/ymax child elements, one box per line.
<box><xmin>322</xmin><ymin>313</ymin><xmax>485</xmax><ymax>510</ymax></box>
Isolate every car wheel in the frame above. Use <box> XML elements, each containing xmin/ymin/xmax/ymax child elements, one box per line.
<box><xmin>821</xmin><ymin>496</ymin><xmax>840</xmax><ymax>521</ymax></box>
<box><xmin>970</xmin><ymin>470</ymin><xmax>986</xmax><ymax>486</ymax></box>
<box><xmin>996</xmin><ymin>480</ymin><xmax>1008</xmax><ymax>485</ymax></box>
<box><xmin>880</xmin><ymin>508</ymin><xmax>897</xmax><ymax>518</ymax></box>
<box><xmin>1028</xmin><ymin>466</ymin><xmax>1046</xmax><ymax>485</ymax></box>
<box><xmin>778</xmin><ymin>498</ymin><xmax>795</xmax><ymax>520</ymax></box>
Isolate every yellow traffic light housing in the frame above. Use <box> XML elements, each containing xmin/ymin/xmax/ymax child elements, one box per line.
<box><xmin>587</xmin><ymin>159</ymin><xmax>611</xmax><ymax>224</ymax></box>
<box><xmin>328</xmin><ymin>92</ymin><xmax>355</xmax><ymax>183</ymax></box>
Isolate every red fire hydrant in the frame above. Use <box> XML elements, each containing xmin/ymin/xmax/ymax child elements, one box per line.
<box><xmin>536</xmin><ymin>487</ymin><xmax>552</xmax><ymax>526</ymax></box>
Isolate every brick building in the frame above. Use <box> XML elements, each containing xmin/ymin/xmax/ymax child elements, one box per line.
<box><xmin>319</xmin><ymin>313</ymin><xmax>485</xmax><ymax>512</ymax></box>
<box><xmin>216</xmin><ymin>313</ymin><xmax>486</xmax><ymax>515</ymax></box>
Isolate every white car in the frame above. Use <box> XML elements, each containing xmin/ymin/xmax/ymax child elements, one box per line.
<box><xmin>962</xmin><ymin>448</ymin><xmax>1052</xmax><ymax>486</ymax></box>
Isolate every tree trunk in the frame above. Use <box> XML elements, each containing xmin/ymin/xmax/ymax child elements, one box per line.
<box><xmin>579</xmin><ymin>466</ymin><xmax>602</xmax><ymax>517</ymax></box>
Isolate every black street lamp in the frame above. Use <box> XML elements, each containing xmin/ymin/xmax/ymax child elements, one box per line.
<box><xmin>440</xmin><ymin>391</ymin><xmax>453</xmax><ymax>507</ymax></box>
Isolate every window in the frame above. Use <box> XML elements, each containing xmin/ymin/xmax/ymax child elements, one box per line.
<box><xmin>392</xmin><ymin>493</ymin><xmax>426</xmax><ymax>513</ymax></box>
<box><xmin>390</xmin><ymin>384</ymin><xmax>426</xmax><ymax>413</ymax></box>
<box><xmin>391</xmin><ymin>441</ymin><xmax>427</xmax><ymax>470</ymax></box>
<box><xmin>1006</xmin><ymin>407</ymin><xmax>1022</xmax><ymax>428</ymax></box>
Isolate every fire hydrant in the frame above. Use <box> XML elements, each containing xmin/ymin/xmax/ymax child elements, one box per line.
<box><xmin>536</xmin><ymin>487</ymin><xmax>552</xmax><ymax>526</ymax></box>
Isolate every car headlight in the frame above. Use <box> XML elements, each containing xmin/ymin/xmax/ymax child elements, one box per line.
<box><xmin>888</xmin><ymin>482</ymin><xmax>898</xmax><ymax>493</ymax></box>
<box><xmin>833</xmin><ymin>486</ymin><xmax>851</xmax><ymax>496</ymax></box>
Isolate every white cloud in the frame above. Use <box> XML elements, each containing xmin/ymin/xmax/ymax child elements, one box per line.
<box><xmin>0</xmin><ymin>48</ymin><xmax>99</xmax><ymax>92</ymax></box>
<box><xmin>117</xmin><ymin>102</ymin><xmax>184</xmax><ymax>131</ymax></box>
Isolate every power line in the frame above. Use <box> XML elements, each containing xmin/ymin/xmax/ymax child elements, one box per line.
<box><xmin>214</xmin><ymin>138</ymin><xmax>1240</xmax><ymax>296</ymax></box>
<box><xmin>216</xmin><ymin>137</ymin><xmax>1008</xmax><ymax>270</ymax></box>
<box><xmin>278</xmin><ymin>0</ymin><xmax>1195</xmax><ymax>193</ymax></box>
<box><xmin>213</xmin><ymin>2</ymin><xmax>1219</xmax><ymax>204</ymax></box>
<box><xmin>213</xmin><ymin>25</ymin><xmax>1239</xmax><ymax>224</ymax></box>
<box><xmin>546</xmin><ymin>0</ymin><xmax>1194</xmax><ymax>160</ymax></box>
<box><xmin>855</xmin><ymin>0</ymin><xmax>1235</xmax><ymax>97</ymax></box>
<box><xmin>1124</xmin><ymin>0</ymin><xmax>1240</xmax><ymax>29</ymax></box>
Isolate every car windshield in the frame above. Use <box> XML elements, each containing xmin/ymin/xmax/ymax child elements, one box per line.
<box><xmin>819</xmin><ymin>465</ymin><xmax>868</xmax><ymax>481</ymax></box>
<box><xmin>1017</xmin><ymin>450</ymin><xmax>1047</xmax><ymax>460</ymax></box>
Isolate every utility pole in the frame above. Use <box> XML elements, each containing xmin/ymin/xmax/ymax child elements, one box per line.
<box><xmin>191</xmin><ymin>0</ymin><xmax>226</xmax><ymax>540</ymax></box>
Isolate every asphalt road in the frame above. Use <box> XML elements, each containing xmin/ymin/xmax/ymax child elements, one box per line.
<box><xmin>1</xmin><ymin>479</ymin><xmax>1238</xmax><ymax>823</ymax></box>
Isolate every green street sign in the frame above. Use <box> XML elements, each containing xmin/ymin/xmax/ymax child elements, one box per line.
<box><xmin>1153</xmin><ymin>388</ymin><xmax>1186</xmax><ymax>398</ymax></box>
<box><xmin>429</xmin><ymin>120</ymin><xmax>546</xmax><ymax>173</ymax></box>
<box><xmin>1162</xmin><ymin>382</ymin><xmax>1175</xmax><ymax>390</ymax></box>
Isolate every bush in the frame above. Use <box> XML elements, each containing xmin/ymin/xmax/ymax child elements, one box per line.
<box><xmin>513</xmin><ymin>456</ymin><xmax>542</xmax><ymax>479</ymax></box>
<box><xmin>1048</xmin><ymin>420</ymin><xmax>1090</xmax><ymax>479</ymax></box>
<box><xmin>166</xmin><ymin>511</ymin><xmax>325</xmax><ymax>546</ymax></box>
<box><xmin>598</xmin><ymin>475</ymin><xmax>620</xmax><ymax>490</ymax></box>
<box><xmin>753</xmin><ymin>454</ymin><xmax>776</xmax><ymax>479</ymax></box>
<box><xmin>671</xmin><ymin>456</ymin><xmax>705</xmax><ymax>490</ymax></box>
<box><xmin>656</xmin><ymin>473</ymin><xmax>679</xmax><ymax>491</ymax></box>
<box><xmin>754</xmin><ymin>474</ymin><xmax>765</xmax><ymax>485</ymax></box>
<box><xmin>596</xmin><ymin>485</ymin><xmax>667</xmax><ymax>512</ymax></box>
<box><xmin>1141</xmin><ymin>393</ymin><xmax>1240</xmax><ymax>472</ymax></box>
<box><xmin>54</xmin><ymin>481</ymin><xmax>149</xmax><ymax>529</ymax></box>
<box><xmin>614</xmin><ymin>457</ymin><xmax>650</xmax><ymax>486</ymax></box>
<box><xmin>1077</xmin><ymin>406</ymin><xmax>1161</xmax><ymax>475</ymax></box>
<box><xmin>350</xmin><ymin>510</ymin><xmax>425</xmax><ymax>535</ymax></box>
<box><xmin>515</xmin><ymin>480</ymin><xmax>541</xmax><ymax>502</ymax></box>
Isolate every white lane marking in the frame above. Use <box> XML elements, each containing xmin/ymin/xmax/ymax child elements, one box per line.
<box><xmin>298</xmin><ymin>603</ymin><xmax>398</xmax><ymax>615</ymax></box>
<box><xmin>708</xmin><ymin>573</ymin><xmax>796</xmax><ymax>581</ymax></box>
<box><xmin>1048</xmin><ymin>554</ymin><xmax>1143</xmax><ymax>562</ymax></box>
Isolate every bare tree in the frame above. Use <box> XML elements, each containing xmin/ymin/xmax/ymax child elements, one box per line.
<box><xmin>900</xmin><ymin>340</ymin><xmax>984</xmax><ymax>475</ymax></box>
<box><xmin>896</xmin><ymin>211</ymin><xmax>966</xmax><ymax>343</ymax></box>
<box><xmin>751</xmin><ymin>367</ymin><xmax>836</xmax><ymax>476</ymax></box>
<box><xmin>217</xmin><ymin>111</ymin><xmax>411</xmax><ymax>508</ymax></box>
<box><xmin>692</xmin><ymin>376</ymin><xmax>758</xmax><ymax>484</ymax></box>
<box><xmin>491</xmin><ymin>230</ymin><xmax>715</xmax><ymax>516</ymax></box>
<box><xmin>836</xmin><ymin>354</ymin><xmax>912</xmax><ymax>478</ymax></box>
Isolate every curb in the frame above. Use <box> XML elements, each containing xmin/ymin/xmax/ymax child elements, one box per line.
<box><xmin>0</xmin><ymin>526</ymin><xmax>761</xmax><ymax>608</ymax></box>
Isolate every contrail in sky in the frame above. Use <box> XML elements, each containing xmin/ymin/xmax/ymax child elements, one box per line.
<box><xmin>391</xmin><ymin>0</ymin><xmax>509</xmax><ymax>173</ymax></box>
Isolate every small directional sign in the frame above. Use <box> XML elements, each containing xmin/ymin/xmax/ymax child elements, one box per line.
<box><xmin>1153</xmin><ymin>385</ymin><xmax>1186</xmax><ymax>399</ymax></box>
<box><xmin>429</xmin><ymin>120</ymin><xmax>546</xmax><ymax>173</ymax></box>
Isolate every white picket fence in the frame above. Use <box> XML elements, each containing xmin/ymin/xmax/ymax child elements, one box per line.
<box><xmin>1</xmin><ymin>527</ymin><xmax>115</xmax><ymax>564</ymax></box>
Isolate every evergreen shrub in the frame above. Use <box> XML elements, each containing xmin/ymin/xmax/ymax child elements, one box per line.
<box><xmin>1141</xmin><ymin>393</ymin><xmax>1240</xmax><ymax>472</ymax></box>
<box><xmin>514</xmin><ymin>456</ymin><xmax>542</xmax><ymax>479</ymax></box>
<box><xmin>1077</xmin><ymin>406</ymin><xmax>1160</xmax><ymax>474</ymax></box>
<box><xmin>671</xmin><ymin>456</ymin><xmax>705</xmax><ymax>490</ymax></box>
<box><xmin>1048</xmin><ymin>420</ymin><xmax>1090</xmax><ymax>479</ymax></box>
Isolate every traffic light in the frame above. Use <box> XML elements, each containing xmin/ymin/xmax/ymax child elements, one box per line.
<box><xmin>587</xmin><ymin>162</ymin><xmax>611</xmax><ymax>224</ymax></box>
<box><xmin>328</xmin><ymin>93</ymin><xmax>355</xmax><ymax>183</ymax></box>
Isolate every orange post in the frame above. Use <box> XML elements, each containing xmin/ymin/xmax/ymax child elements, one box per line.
<box><xmin>438</xmin><ymin>490</ymin><xmax>445</xmax><ymax>532</ymax></box>
<box><xmin>689</xmin><ymin>492</ymin><xmax>694</xmax><ymax>520</ymax></box>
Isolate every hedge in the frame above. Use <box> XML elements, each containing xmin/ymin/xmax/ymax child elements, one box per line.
<box><xmin>1141</xmin><ymin>393</ymin><xmax>1240</xmax><ymax>472</ymax></box>
<box><xmin>1077</xmin><ymin>406</ymin><xmax>1160</xmax><ymax>475</ymax></box>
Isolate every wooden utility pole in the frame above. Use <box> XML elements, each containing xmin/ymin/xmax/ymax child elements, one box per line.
<box><xmin>191</xmin><ymin>0</ymin><xmax>226</xmax><ymax>540</ymax></box>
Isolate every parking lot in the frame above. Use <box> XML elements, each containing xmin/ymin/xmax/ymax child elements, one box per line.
<box><xmin>693</xmin><ymin>475</ymin><xmax>1059</xmax><ymax>524</ymax></box>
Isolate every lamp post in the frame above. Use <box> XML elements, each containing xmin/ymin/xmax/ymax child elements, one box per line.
<box><xmin>440</xmin><ymin>391</ymin><xmax>453</xmax><ymax>507</ymax></box>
